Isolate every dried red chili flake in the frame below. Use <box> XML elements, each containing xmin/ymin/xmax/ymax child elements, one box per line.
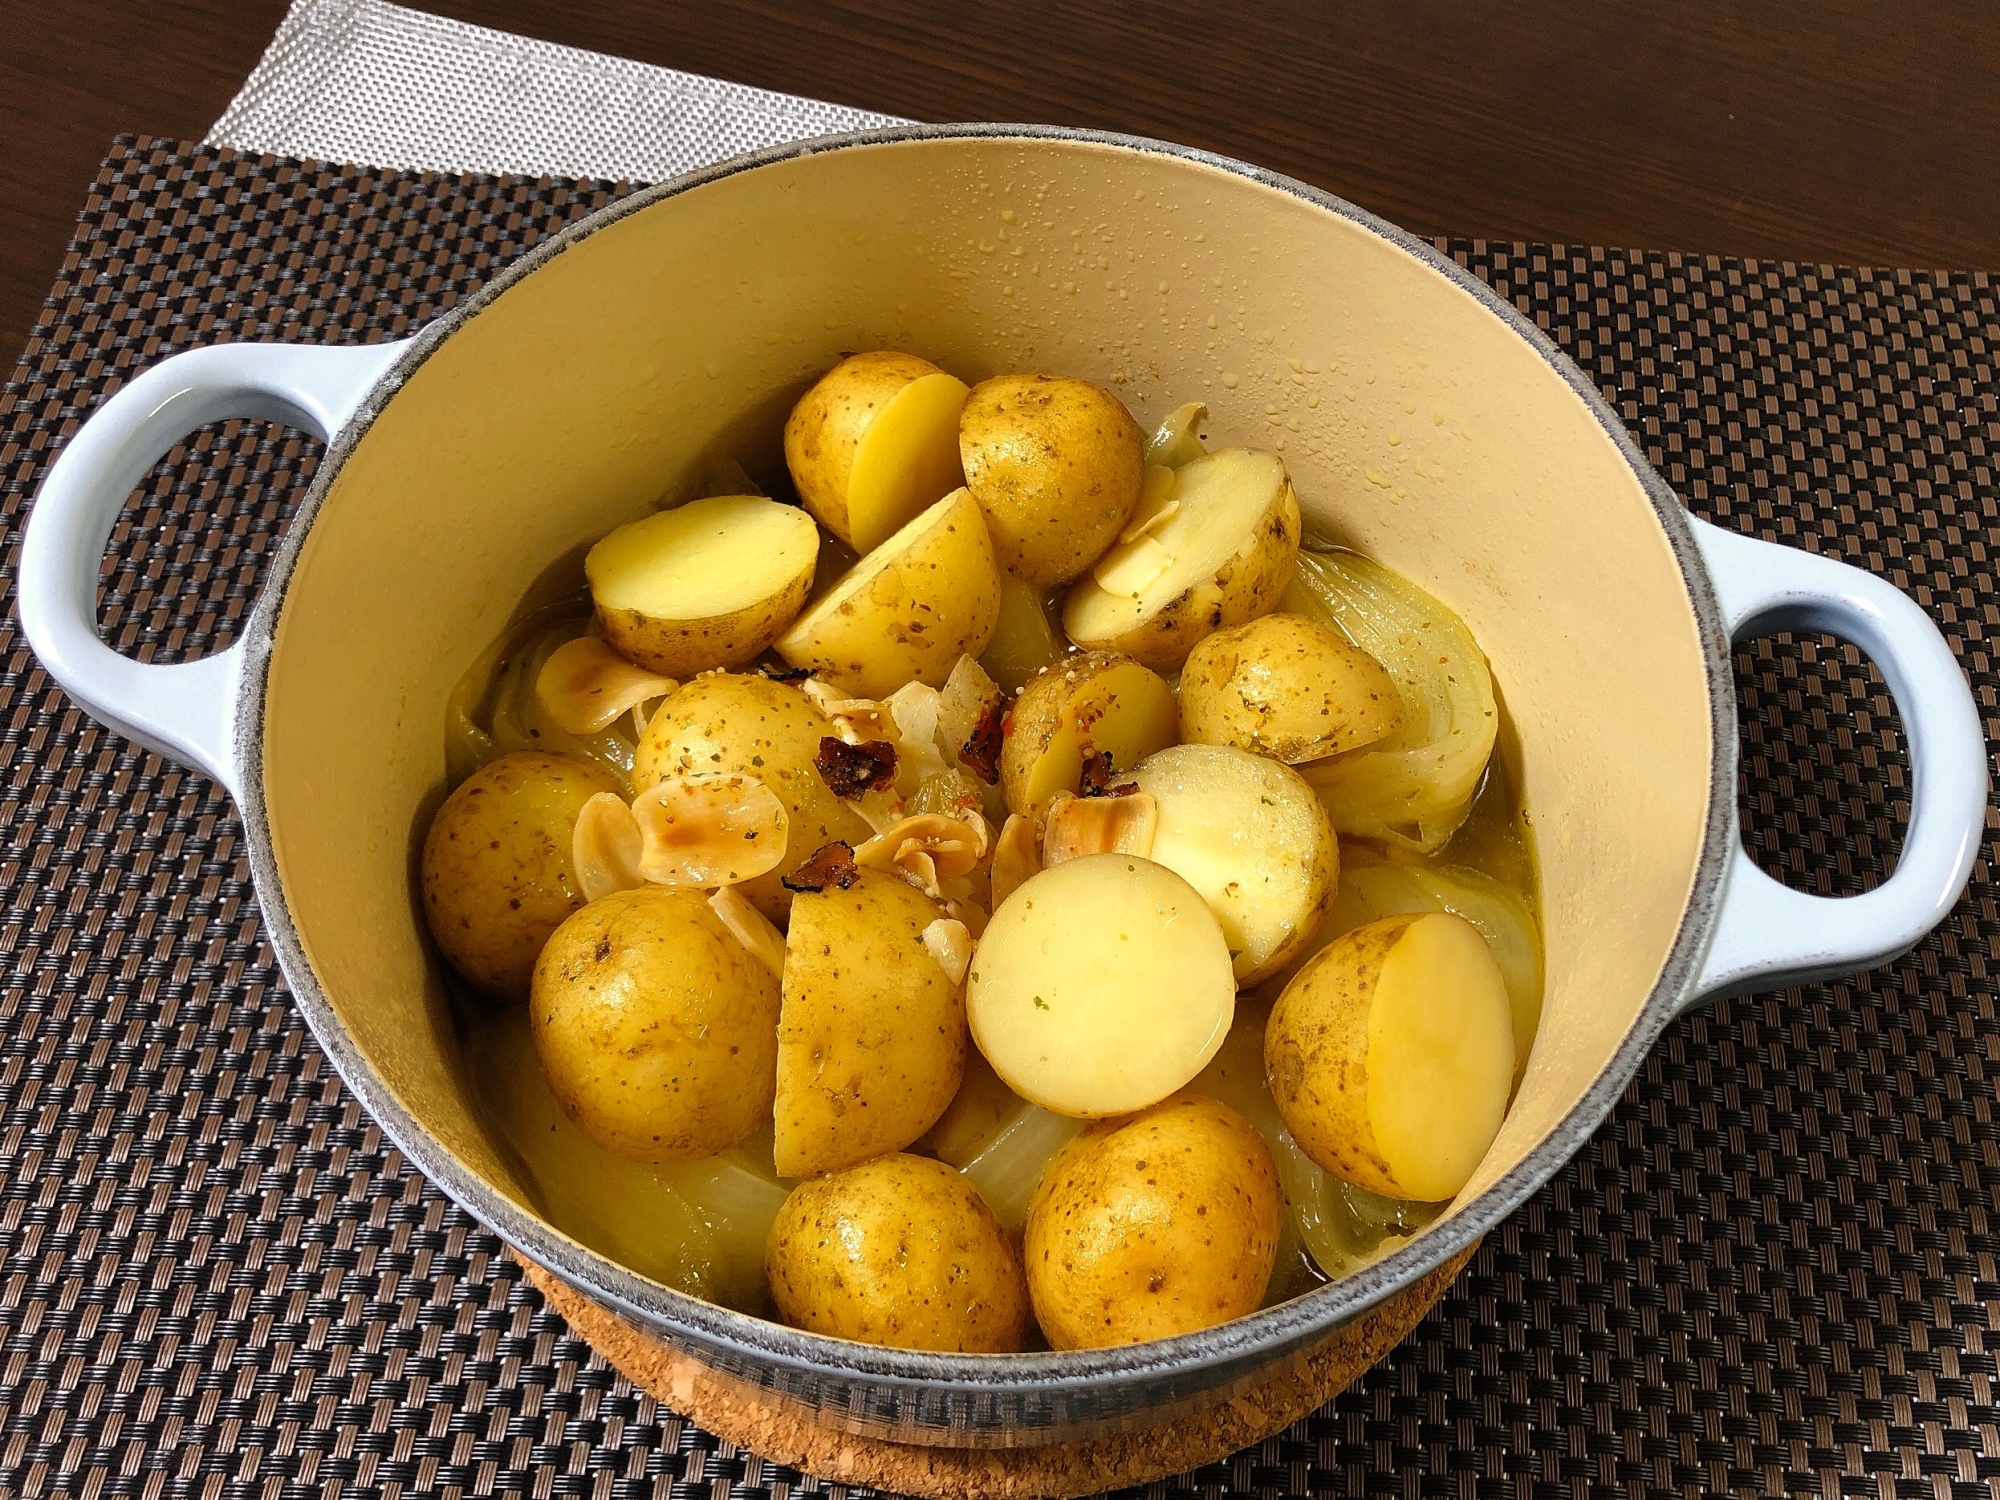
<box><xmin>1077</xmin><ymin>750</ymin><xmax>1137</xmax><ymax>798</ymax></box>
<box><xmin>957</xmin><ymin>700</ymin><xmax>1005</xmax><ymax>785</ymax></box>
<box><xmin>782</xmin><ymin>840</ymin><xmax>860</xmax><ymax>893</ymax></box>
<box><xmin>815</xmin><ymin>736</ymin><xmax>898</xmax><ymax>798</ymax></box>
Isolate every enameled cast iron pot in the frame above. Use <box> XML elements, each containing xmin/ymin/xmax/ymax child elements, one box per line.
<box><xmin>19</xmin><ymin>126</ymin><xmax>1988</xmax><ymax>1446</ymax></box>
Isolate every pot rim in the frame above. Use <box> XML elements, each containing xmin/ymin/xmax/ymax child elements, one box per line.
<box><xmin>231</xmin><ymin>121</ymin><xmax>1738</xmax><ymax>1397</ymax></box>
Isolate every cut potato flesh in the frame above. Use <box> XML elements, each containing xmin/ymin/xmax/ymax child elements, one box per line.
<box><xmin>1064</xmin><ymin>446</ymin><xmax>1290</xmax><ymax>645</ymax></box>
<box><xmin>1130</xmin><ymin>743</ymin><xmax>1336</xmax><ymax>985</ymax></box>
<box><xmin>845</xmin><ymin>371</ymin><xmax>970</xmax><ymax>553</ymax></box>
<box><xmin>967</xmin><ymin>853</ymin><xmax>1235</xmax><ymax>1117</ymax></box>
<box><xmin>1004</xmin><ymin>656</ymin><xmax>1178</xmax><ymax>817</ymax></box>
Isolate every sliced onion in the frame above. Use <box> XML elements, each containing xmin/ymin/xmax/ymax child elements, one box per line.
<box><xmin>707</xmin><ymin>886</ymin><xmax>786</xmax><ymax>980</ymax></box>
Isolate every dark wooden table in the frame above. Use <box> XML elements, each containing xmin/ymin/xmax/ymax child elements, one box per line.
<box><xmin>4</xmin><ymin>0</ymin><xmax>1998</xmax><ymax>371</ymax></box>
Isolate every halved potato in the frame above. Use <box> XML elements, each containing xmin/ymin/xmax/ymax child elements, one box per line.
<box><xmin>1265</xmin><ymin>912</ymin><xmax>1514</xmax><ymax>1201</ymax></box>
<box><xmin>959</xmin><ymin>373</ymin><xmax>1144</xmax><ymax>588</ymax></box>
<box><xmin>774</xmin><ymin>870</ymin><xmax>967</xmax><ymax>1177</ymax></box>
<box><xmin>783</xmin><ymin>351</ymin><xmax>967</xmax><ymax>548</ymax></box>
<box><xmin>998</xmin><ymin>650</ymin><xmax>1177</xmax><ymax>818</ymax></box>
<box><xmin>586</xmin><ymin>494</ymin><xmax>819</xmax><ymax>676</ymax></box>
<box><xmin>1128</xmin><ymin>743</ymin><xmax>1336</xmax><ymax>985</ymax></box>
<box><xmin>1177</xmin><ymin>612</ymin><xmax>1402</xmax><ymax>763</ymax></box>
<box><xmin>1063</xmin><ymin>447</ymin><xmax>1301</xmax><ymax>670</ymax></box>
<box><xmin>776</xmin><ymin>489</ymin><xmax>1002</xmax><ymax>697</ymax></box>
<box><xmin>967</xmin><ymin>853</ymin><xmax>1235</xmax><ymax>1117</ymax></box>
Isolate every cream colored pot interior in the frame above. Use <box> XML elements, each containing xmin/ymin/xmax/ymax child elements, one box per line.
<box><xmin>263</xmin><ymin>137</ymin><xmax>1711</xmax><ymax>1243</ymax></box>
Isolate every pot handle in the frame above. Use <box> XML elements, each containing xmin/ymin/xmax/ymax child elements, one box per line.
<box><xmin>17</xmin><ymin>338</ymin><xmax>408</xmax><ymax>802</ymax></box>
<box><xmin>1687</xmin><ymin>517</ymin><xmax>1988</xmax><ymax>1005</ymax></box>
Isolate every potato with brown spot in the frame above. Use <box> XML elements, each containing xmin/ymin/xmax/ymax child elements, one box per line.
<box><xmin>1024</xmin><ymin>1093</ymin><xmax>1281</xmax><ymax>1348</ymax></box>
<box><xmin>530</xmin><ymin>885</ymin><xmax>780</xmax><ymax>1164</ymax></box>
<box><xmin>421</xmin><ymin>749</ymin><xmax>624</xmax><ymax>1000</ymax></box>
<box><xmin>774</xmin><ymin>870</ymin><xmax>968</xmax><ymax>1177</ymax></box>
<box><xmin>1178</xmin><ymin>612</ymin><xmax>1402</xmax><ymax>763</ymax></box>
<box><xmin>998</xmin><ymin>650</ymin><xmax>1177</xmax><ymax>818</ymax></box>
<box><xmin>633</xmin><ymin>673</ymin><xmax>873</xmax><ymax>919</ymax></box>
<box><xmin>959</xmin><ymin>373</ymin><xmax>1145</xmax><ymax>588</ymax></box>
<box><xmin>766</xmin><ymin>1153</ymin><xmax>1028</xmax><ymax>1352</ymax></box>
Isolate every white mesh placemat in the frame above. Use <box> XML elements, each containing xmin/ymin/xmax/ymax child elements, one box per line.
<box><xmin>210</xmin><ymin>0</ymin><xmax>907</xmax><ymax>183</ymax></box>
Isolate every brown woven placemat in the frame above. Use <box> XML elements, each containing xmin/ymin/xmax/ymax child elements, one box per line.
<box><xmin>0</xmin><ymin>136</ymin><xmax>1993</xmax><ymax>1500</ymax></box>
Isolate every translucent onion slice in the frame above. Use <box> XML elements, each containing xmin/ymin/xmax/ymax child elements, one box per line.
<box><xmin>1286</xmin><ymin>550</ymin><xmax>1497</xmax><ymax>853</ymax></box>
<box><xmin>535</xmin><ymin>636</ymin><xmax>677</xmax><ymax>736</ymax></box>
<box><xmin>707</xmin><ymin>885</ymin><xmax>786</xmax><ymax>981</ymax></box>
<box><xmin>631</xmin><ymin>773</ymin><xmax>789</xmax><ymax>887</ymax></box>
<box><xmin>1144</xmin><ymin>400</ymin><xmax>1209</xmax><ymax>468</ymax></box>
<box><xmin>1040</xmin><ymin>790</ymin><xmax>1158</xmax><ymax>865</ymax></box>
<box><xmin>958</xmin><ymin>1102</ymin><xmax>1086</xmax><ymax>1231</ymax></box>
<box><xmin>572</xmin><ymin>792</ymin><xmax>645</xmax><ymax>903</ymax></box>
<box><xmin>921</xmin><ymin>917</ymin><xmax>973</xmax><ymax>986</ymax></box>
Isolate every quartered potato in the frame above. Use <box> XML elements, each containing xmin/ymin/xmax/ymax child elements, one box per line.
<box><xmin>999</xmin><ymin>650</ymin><xmax>1177</xmax><ymax>818</ymax></box>
<box><xmin>421</xmin><ymin>749</ymin><xmax>625</xmax><ymax>1000</ymax></box>
<box><xmin>776</xmin><ymin>488</ymin><xmax>1002</xmax><ymax>697</ymax></box>
<box><xmin>775</xmin><ymin>870</ymin><xmax>968</xmax><ymax>1177</ymax></box>
<box><xmin>531</xmin><ymin>886</ymin><xmax>781</xmax><ymax>1165</ymax></box>
<box><xmin>766</xmin><ymin>1153</ymin><xmax>1027</xmax><ymax>1352</ymax></box>
<box><xmin>1024</xmin><ymin>1093</ymin><xmax>1281</xmax><ymax>1349</ymax></box>
<box><xmin>959</xmin><ymin>373</ymin><xmax>1145</xmax><ymax>588</ymax></box>
<box><xmin>632</xmin><ymin>673</ymin><xmax>873</xmax><ymax>918</ymax></box>
<box><xmin>968</xmin><ymin>854</ymin><xmax>1236</xmax><ymax>1117</ymax></box>
<box><xmin>1128</xmin><ymin>743</ymin><xmax>1337</xmax><ymax>985</ymax></box>
<box><xmin>1064</xmin><ymin>446</ymin><xmax>1302</xmax><ymax>669</ymax></box>
<box><xmin>1265</xmin><ymin>912</ymin><xmax>1514</xmax><ymax>1202</ymax></box>
<box><xmin>784</xmin><ymin>351</ymin><xmax>969</xmax><ymax>550</ymax></box>
<box><xmin>1178</xmin><ymin>612</ymin><xmax>1401</xmax><ymax>763</ymax></box>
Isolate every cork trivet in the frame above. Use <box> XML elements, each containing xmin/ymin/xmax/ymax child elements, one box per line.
<box><xmin>522</xmin><ymin>1248</ymin><xmax>1476</xmax><ymax>1499</ymax></box>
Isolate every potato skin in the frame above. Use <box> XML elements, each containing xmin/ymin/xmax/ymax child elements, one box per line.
<box><xmin>783</xmin><ymin>351</ymin><xmax>943</xmax><ymax>545</ymax></box>
<box><xmin>1178</xmin><ymin>612</ymin><xmax>1402</xmax><ymax>763</ymax></box>
<box><xmin>766</xmin><ymin>1154</ymin><xmax>1028</xmax><ymax>1352</ymax></box>
<box><xmin>530</xmin><ymin>886</ymin><xmax>781</xmax><ymax>1164</ymax></box>
<box><xmin>1263</xmin><ymin>914</ymin><xmax>1420</xmax><ymax>1197</ymax></box>
<box><xmin>998</xmin><ymin>649</ymin><xmax>1177</xmax><ymax>817</ymax></box>
<box><xmin>1064</xmin><ymin>476</ymin><xmax>1301</xmax><ymax>671</ymax></box>
<box><xmin>632</xmin><ymin>674</ymin><xmax>873</xmax><ymax>919</ymax></box>
<box><xmin>596</xmin><ymin>560</ymin><xmax>814</xmax><ymax>678</ymax></box>
<box><xmin>775</xmin><ymin>871</ymin><xmax>968</xmax><ymax>1177</ymax></box>
<box><xmin>960</xmin><ymin>374</ymin><xmax>1144</xmax><ymax>589</ymax></box>
<box><xmin>421</xmin><ymin>750</ymin><xmax>624</xmax><ymax>999</ymax></box>
<box><xmin>1025</xmin><ymin>1093</ymin><xmax>1281</xmax><ymax>1349</ymax></box>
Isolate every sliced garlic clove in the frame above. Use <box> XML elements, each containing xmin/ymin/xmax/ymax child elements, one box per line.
<box><xmin>1118</xmin><ymin>465</ymin><xmax>1181</xmax><ymax>544</ymax></box>
<box><xmin>708</xmin><ymin>885</ymin><xmax>786</xmax><ymax>981</ymax></box>
<box><xmin>1042</xmin><ymin>789</ymin><xmax>1159</xmax><ymax>866</ymax></box>
<box><xmin>1092</xmin><ymin>532</ymin><xmax>1175</xmax><ymax>597</ymax></box>
<box><xmin>632</xmin><ymin>773</ymin><xmax>789</xmax><ymax>887</ymax></box>
<box><xmin>989</xmin><ymin>812</ymin><xmax>1042</xmax><ymax>910</ymax></box>
<box><xmin>572</xmin><ymin>792</ymin><xmax>646</xmax><ymax>903</ymax></box>
<box><xmin>853</xmin><ymin>811</ymin><xmax>989</xmax><ymax>895</ymax></box>
<box><xmin>921</xmin><ymin>918</ymin><xmax>973</xmax><ymax>986</ymax></box>
<box><xmin>536</xmin><ymin>636</ymin><xmax>677</xmax><ymax>735</ymax></box>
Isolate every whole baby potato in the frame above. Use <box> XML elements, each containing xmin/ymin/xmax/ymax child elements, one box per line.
<box><xmin>766</xmin><ymin>1153</ymin><xmax>1028</xmax><ymax>1352</ymax></box>
<box><xmin>959</xmin><ymin>374</ymin><xmax>1145</xmax><ymax>589</ymax></box>
<box><xmin>1178</xmin><ymin>612</ymin><xmax>1402</xmax><ymax>764</ymax></box>
<box><xmin>1024</xmin><ymin>1093</ymin><xmax>1281</xmax><ymax>1349</ymax></box>
<box><xmin>531</xmin><ymin>885</ymin><xmax>781</xmax><ymax>1164</ymax></box>
<box><xmin>775</xmin><ymin>870</ymin><xmax>968</xmax><ymax>1177</ymax></box>
<box><xmin>633</xmin><ymin>673</ymin><xmax>873</xmax><ymax>918</ymax></box>
<box><xmin>421</xmin><ymin>750</ymin><xmax>624</xmax><ymax>1000</ymax></box>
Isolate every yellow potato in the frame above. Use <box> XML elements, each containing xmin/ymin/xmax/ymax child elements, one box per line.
<box><xmin>1265</xmin><ymin>912</ymin><xmax>1514</xmax><ymax>1201</ymax></box>
<box><xmin>979</xmin><ymin>574</ymin><xmax>1066</xmax><ymax>695</ymax></box>
<box><xmin>998</xmin><ymin>650</ymin><xmax>1177</xmax><ymax>817</ymax></box>
<box><xmin>586</xmin><ymin>494</ymin><xmax>819</xmax><ymax>676</ymax></box>
<box><xmin>775</xmin><ymin>870</ymin><xmax>967</xmax><ymax>1177</ymax></box>
<box><xmin>1063</xmin><ymin>447</ymin><xmax>1301</xmax><ymax>670</ymax></box>
<box><xmin>421</xmin><ymin>750</ymin><xmax>624</xmax><ymax>999</ymax></box>
<box><xmin>1177</xmin><ymin>612</ymin><xmax>1402</xmax><ymax>763</ymax></box>
<box><xmin>775</xmin><ymin>488</ymin><xmax>1002</xmax><ymax>696</ymax></box>
<box><xmin>632</xmin><ymin>674</ymin><xmax>873</xmax><ymax>919</ymax></box>
<box><xmin>959</xmin><ymin>374</ymin><xmax>1145</xmax><ymax>588</ymax></box>
<box><xmin>783</xmin><ymin>351</ymin><xmax>968</xmax><ymax>549</ymax></box>
<box><xmin>1128</xmin><ymin>743</ymin><xmax>1337</xmax><ymax>985</ymax></box>
<box><xmin>1024</xmin><ymin>1094</ymin><xmax>1281</xmax><ymax>1349</ymax></box>
<box><xmin>968</xmin><ymin>854</ymin><xmax>1236</xmax><ymax>1117</ymax></box>
<box><xmin>766</xmin><ymin>1154</ymin><xmax>1027</xmax><ymax>1352</ymax></box>
<box><xmin>531</xmin><ymin>886</ymin><xmax>780</xmax><ymax>1164</ymax></box>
